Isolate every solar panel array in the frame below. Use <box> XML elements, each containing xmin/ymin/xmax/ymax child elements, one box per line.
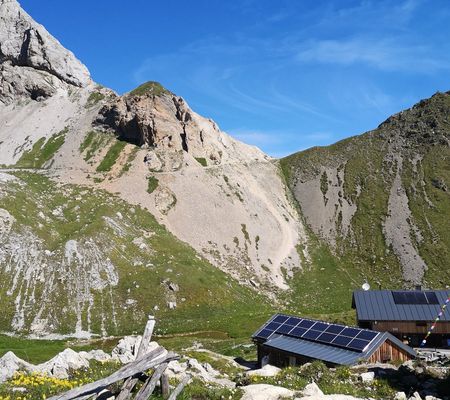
<box><xmin>254</xmin><ymin>315</ymin><xmax>379</xmax><ymax>352</ymax></box>
<box><xmin>392</xmin><ymin>291</ymin><xmax>439</xmax><ymax>305</ymax></box>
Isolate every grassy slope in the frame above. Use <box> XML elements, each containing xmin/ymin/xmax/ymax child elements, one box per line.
<box><xmin>0</xmin><ymin>172</ymin><xmax>273</xmax><ymax>339</ymax></box>
<box><xmin>280</xmin><ymin>92</ymin><xmax>450</xmax><ymax>300</ymax></box>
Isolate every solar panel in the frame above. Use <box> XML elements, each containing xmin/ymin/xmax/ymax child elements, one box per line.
<box><xmin>290</xmin><ymin>326</ymin><xmax>308</xmax><ymax>337</ymax></box>
<box><xmin>312</xmin><ymin>322</ymin><xmax>329</xmax><ymax>331</ymax></box>
<box><xmin>392</xmin><ymin>291</ymin><xmax>440</xmax><ymax>305</ymax></box>
<box><xmin>255</xmin><ymin>329</ymin><xmax>274</xmax><ymax>339</ymax></box>
<box><xmin>277</xmin><ymin>324</ymin><xmax>294</xmax><ymax>334</ymax></box>
<box><xmin>332</xmin><ymin>335</ymin><xmax>353</xmax><ymax>346</ymax></box>
<box><xmin>254</xmin><ymin>314</ymin><xmax>380</xmax><ymax>354</ymax></box>
<box><xmin>425</xmin><ymin>292</ymin><xmax>439</xmax><ymax>304</ymax></box>
<box><xmin>303</xmin><ymin>329</ymin><xmax>322</xmax><ymax>340</ymax></box>
<box><xmin>347</xmin><ymin>338</ymin><xmax>370</xmax><ymax>351</ymax></box>
<box><xmin>273</xmin><ymin>315</ymin><xmax>289</xmax><ymax>324</ymax></box>
<box><xmin>325</xmin><ymin>325</ymin><xmax>344</xmax><ymax>335</ymax></box>
<box><xmin>317</xmin><ymin>332</ymin><xmax>337</xmax><ymax>343</ymax></box>
<box><xmin>341</xmin><ymin>327</ymin><xmax>361</xmax><ymax>337</ymax></box>
<box><xmin>356</xmin><ymin>330</ymin><xmax>378</xmax><ymax>341</ymax></box>
<box><xmin>298</xmin><ymin>319</ymin><xmax>315</xmax><ymax>328</ymax></box>
<box><xmin>286</xmin><ymin>317</ymin><xmax>302</xmax><ymax>326</ymax></box>
<box><xmin>265</xmin><ymin>322</ymin><xmax>282</xmax><ymax>331</ymax></box>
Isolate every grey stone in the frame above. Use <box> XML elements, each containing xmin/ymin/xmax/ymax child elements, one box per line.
<box><xmin>0</xmin><ymin>0</ymin><xmax>90</xmax><ymax>87</ymax></box>
<box><xmin>359</xmin><ymin>371</ymin><xmax>375</xmax><ymax>382</ymax></box>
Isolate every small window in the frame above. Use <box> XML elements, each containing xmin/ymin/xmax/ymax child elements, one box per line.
<box><xmin>416</xmin><ymin>322</ymin><xmax>427</xmax><ymax>327</ymax></box>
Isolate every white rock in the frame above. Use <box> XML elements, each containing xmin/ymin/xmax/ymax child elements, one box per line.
<box><xmin>409</xmin><ymin>393</ymin><xmax>422</xmax><ymax>400</ymax></box>
<box><xmin>302</xmin><ymin>382</ymin><xmax>324</xmax><ymax>397</ymax></box>
<box><xmin>79</xmin><ymin>349</ymin><xmax>112</xmax><ymax>363</ymax></box>
<box><xmin>0</xmin><ymin>351</ymin><xmax>35</xmax><ymax>383</ymax></box>
<box><xmin>247</xmin><ymin>364</ymin><xmax>281</xmax><ymax>377</ymax></box>
<box><xmin>395</xmin><ymin>392</ymin><xmax>407</xmax><ymax>400</ymax></box>
<box><xmin>36</xmin><ymin>348</ymin><xmax>89</xmax><ymax>379</ymax></box>
<box><xmin>111</xmin><ymin>336</ymin><xmax>160</xmax><ymax>364</ymax></box>
<box><xmin>167</xmin><ymin>301</ymin><xmax>177</xmax><ymax>309</ymax></box>
<box><xmin>241</xmin><ymin>384</ymin><xmax>295</xmax><ymax>400</ymax></box>
<box><xmin>0</xmin><ymin>0</ymin><xmax>90</xmax><ymax>88</ymax></box>
<box><xmin>360</xmin><ymin>371</ymin><xmax>375</xmax><ymax>382</ymax></box>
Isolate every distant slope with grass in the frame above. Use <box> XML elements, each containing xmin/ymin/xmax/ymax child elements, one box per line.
<box><xmin>281</xmin><ymin>91</ymin><xmax>450</xmax><ymax>292</ymax></box>
<box><xmin>0</xmin><ymin>172</ymin><xmax>272</xmax><ymax>337</ymax></box>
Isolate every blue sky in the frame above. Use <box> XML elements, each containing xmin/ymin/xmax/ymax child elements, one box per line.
<box><xmin>20</xmin><ymin>0</ymin><xmax>450</xmax><ymax>157</ymax></box>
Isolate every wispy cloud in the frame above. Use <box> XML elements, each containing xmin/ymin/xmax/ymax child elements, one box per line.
<box><xmin>296</xmin><ymin>37</ymin><xmax>449</xmax><ymax>73</ymax></box>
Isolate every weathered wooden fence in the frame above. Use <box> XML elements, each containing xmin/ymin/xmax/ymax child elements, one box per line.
<box><xmin>48</xmin><ymin>317</ymin><xmax>190</xmax><ymax>400</ymax></box>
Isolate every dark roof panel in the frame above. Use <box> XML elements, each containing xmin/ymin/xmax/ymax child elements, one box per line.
<box><xmin>353</xmin><ymin>290</ymin><xmax>450</xmax><ymax>322</ymax></box>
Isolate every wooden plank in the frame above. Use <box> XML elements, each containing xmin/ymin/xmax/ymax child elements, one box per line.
<box><xmin>167</xmin><ymin>375</ymin><xmax>191</xmax><ymax>400</ymax></box>
<box><xmin>134</xmin><ymin>362</ymin><xmax>168</xmax><ymax>400</ymax></box>
<box><xmin>116</xmin><ymin>317</ymin><xmax>156</xmax><ymax>400</ymax></box>
<box><xmin>161</xmin><ymin>372</ymin><xmax>170</xmax><ymax>399</ymax></box>
<box><xmin>47</xmin><ymin>348</ymin><xmax>177</xmax><ymax>400</ymax></box>
<box><xmin>136</xmin><ymin>316</ymin><xmax>156</xmax><ymax>358</ymax></box>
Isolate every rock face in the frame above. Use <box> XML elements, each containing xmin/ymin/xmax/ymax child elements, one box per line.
<box><xmin>97</xmin><ymin>81</ymin><xmax>264</xmax><ymax>165</ymax></box>
<box><xmin>0</xmin><ymin>0</ymin><xmax>90</xmax><ymax>86</ymax></box>
<box><xmin>0</xmin><ymin>0</ymin><xmax>90</xmax><ymax>103</ymax></box>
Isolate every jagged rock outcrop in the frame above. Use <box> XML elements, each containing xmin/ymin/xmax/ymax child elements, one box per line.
<box><xmin>0</xmin><ymin>0</ymin><xmax>90</xmax><ymax>103</ymax></box>
<box><xmin>97</xmin><ymin>81</ymin><xmax>261</xmax><ymax>165</ymax></box>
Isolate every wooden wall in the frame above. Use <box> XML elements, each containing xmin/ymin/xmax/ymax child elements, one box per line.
<box><xmin>367</xmin><ymin>340</ymin><xmax>412</xmax><ymax>363</ymax></box>
<box><xmin>368</xmin><ymin>321</ymin><xmax>450</xmax><ymax>335</ymax></box>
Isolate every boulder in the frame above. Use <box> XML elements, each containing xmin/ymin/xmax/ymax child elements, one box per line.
<box><xmin>111</xmin><ymin>336</ymin><xmax>160</xmax><ymax>364</ymax></box>
<box><xmin>0</xmin><ymin>352</ymin><xmax>35</xmax><ymax>383</ymax></box>
<box><xmin>395</xmin><ymin>392</ymin><xmax>407</xmax><ymax>400</ymax></box>
<box><xmin>78</xmin><ymin>349</ymin><xmax>112</xmax><ymax>363</ymax></box>
<box><xmin>241</xmin><ymin>384</ymin><xmax>296</xmax><ymax>400</ymax></box>
<box><xmin>36</xmin><ymin>348</ymin><xmax>89</xmax><ymax>379</ymax></box>
<box><xmin>409</xmin><ymin>392</ymin><xmax>422</xmax><ymax>400</ymax></box>
<box><xmin>247</xmin><ymin>364</ymin><xmax>281</xmax><ymax>377</ymax></box>
<box><xmin>359</xmin><ymin>371</ymin><xmax>375</xmax><ymax>382</ymax></box>
<box><xmin>302</xmin><ymin>382</ymin><xmax>324</xmax><ymax>397</ymax></box>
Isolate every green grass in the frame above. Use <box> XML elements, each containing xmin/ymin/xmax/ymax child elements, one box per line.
<box><xmin>195</xmin><ymin>157</ymin><xmax>207</xmax><ymax>167</ymax></box>
<box><xmin>147</xmin><ymin>176</ymin><xmax>159</xmax><ymax>193</ymax></box>
<box><xmin>85</xmin><ymin>91</ymin><xmax>105</xmax><ymax>108</ymax></box>
<box><xmin>15</xmin><ymin>128</ymin><xmax>67</xmax><ymax>168</ymax></box>
<box><xmin>0</xmin><ymin>172</ymin><xmax>273</xmax><ymax>337</ymax></box>
<box><xmin>96</xmin><ymin>140</ymin><xmax>127</xmax><ymax>172</ymax></box>
<box><xmin>0</xmin><ymin>335</ymin><xmax>67</xmax><ymax>364</ymax></box>
<box><xmin>79</xmin><ymin>131</ymin><xmax>113</xmax><ymax>162</ymax></box>
<box><xmin>128</xmin><ymin>81</ymin><xmax>171</xmax><ymax>97</ymax></box>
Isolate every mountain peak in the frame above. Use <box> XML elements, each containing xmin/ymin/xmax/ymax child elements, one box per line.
<box><xmin>0</xmin><ymin>0</ymin><xmax>90</xmax><ymax>87</ymax></box>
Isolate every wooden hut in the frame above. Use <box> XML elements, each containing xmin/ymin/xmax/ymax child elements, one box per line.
<box><xmin>252</xmin><ymin>314</ymin><xmax>415</xmax><ymax>368</ymax></box>
<box><xmin>352</xmin><ymin>290</ymin><xmax>450</xmax><ymax>348</ymax></box>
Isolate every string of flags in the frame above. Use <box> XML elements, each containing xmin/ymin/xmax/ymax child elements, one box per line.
<box><xmin>420</xmin><ymin>295</ymin><xmax>450</xmax><ymax>347</ymax></box>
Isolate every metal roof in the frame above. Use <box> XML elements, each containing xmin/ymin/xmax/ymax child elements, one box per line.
<box><xmin>352</xmin><ymin>290</ymin><xmax>450</xmax><ymax>322</ymax></box>
<box><xmin>254</xmin><ymin>314</ymin><xmax>416</xmax><ymax>366</ymax></box>
<box><xmin>262</xmin><ymin>331</ymin><xmax>415</xmax><ymax>366</ymax></box>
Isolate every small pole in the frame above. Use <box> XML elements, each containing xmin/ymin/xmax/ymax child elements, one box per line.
<box><xmin>161</xmin><ymin>372</ymin><xmax>170</xmax><ymax>399</ymax></box>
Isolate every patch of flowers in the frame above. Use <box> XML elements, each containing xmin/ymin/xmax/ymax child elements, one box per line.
<box><xmin>0</xmin><ymin>361</ymin><xmax>120</xmax><ymax>400</ymax></box>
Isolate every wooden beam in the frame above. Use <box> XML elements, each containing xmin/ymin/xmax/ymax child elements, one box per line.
<box><xmin>161</xmin><ymin>372</ymin><xmax>170</xmax><ymax>399</ymax></box>
<box><xmin>167</xmin><ymin>375</ymin><xmax>191</xmax><ymax>400</ymax></box>
<box><xmin>134</xmin><ymin>362</ymin><xmax>168</xmax><ymax>400</ymax></box>
<box><xmin>47</xmin><ymin>348</ymin><xmax>177</xmax><ymax>400</ymax></box>
<box><xmin>116</xmin><ymin>316</ymin><xmax>156</xmax><ymax>400</ymax></box>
